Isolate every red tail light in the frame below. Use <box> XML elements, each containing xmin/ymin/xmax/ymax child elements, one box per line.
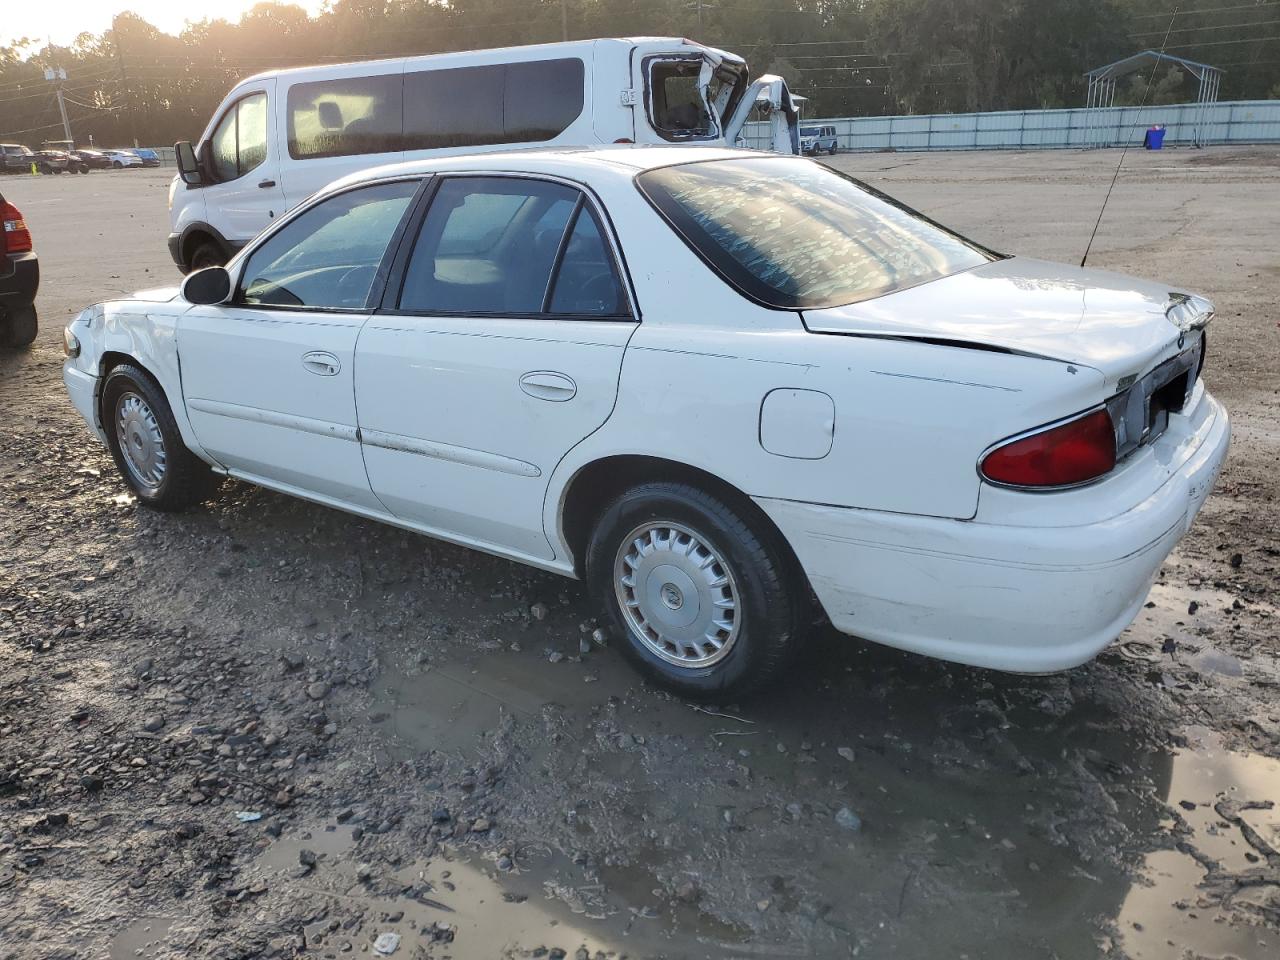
<box><xmin>980</xmin><ymin>409</ymin><xmax>1117</xmax><ymax>488</ymax></box>
<box><xmin>2</xmin><ymin>201</ymin><xmax>32</xmax><ymax>254</ymax></box>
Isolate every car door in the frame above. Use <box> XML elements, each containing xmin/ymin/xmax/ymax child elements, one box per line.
<box><xmin>178</xmin><ymin>178</ymin><xmax>423</xmax><ymax>510</ymax></box>
<box><xmin>203</xmin><ymin>83</ymin><xmax>289</xmax><ymax>242</ymax></box>
<box><xmin>356</xmin><ymin>174</ymin><xmax>637</xmax><ymax>561</ymax></box>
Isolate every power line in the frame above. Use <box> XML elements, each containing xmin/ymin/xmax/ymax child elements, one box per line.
<box><xmin>1132</xmin><ymin>17</ymin><xmax>1280</xmax><ymax>35</ymax></box>
<box><xmin>1131</xmin><ymin>1</ymin><xmax>1280</xmax><ymax>17</ymax></box>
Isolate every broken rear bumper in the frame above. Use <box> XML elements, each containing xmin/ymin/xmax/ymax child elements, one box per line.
<box><xmin>756</xmin><ymin>388</ymin><xmax>1230</xmax><ymax>673</ymax></box>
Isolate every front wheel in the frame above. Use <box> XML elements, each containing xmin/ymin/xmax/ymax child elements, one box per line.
<box><xmin>112</xmin><ymin>161</ymin><xmax>123</xmax><ymax>169</ymax></box>
<box><xmin>587</xmin><ymin>482</ymin><xmax>806</xmax><ymax>699</ymax></box>
<box><xmin>188</xmin><ymin>240</ymin><xmax>226</xmax><ymax>271</ymax></box>
<box><xmin>102</xmin><ymin>364</ymin><xmax>221</xmax><ymax>510</ymax></box>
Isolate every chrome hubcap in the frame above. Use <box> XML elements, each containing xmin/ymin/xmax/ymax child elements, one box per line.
<box><xmin>115</xmin><ymin>392</ymin><xmax>166</xmax><ymax>493</ymax></box>
<box><xmin>614</xmin><ymin>521</ymin><xmax>740</xmax><ymax>668</ymax></box>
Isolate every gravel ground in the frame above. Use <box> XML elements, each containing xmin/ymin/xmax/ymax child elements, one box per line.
<box><xmin>1</xmin><ymin>147</ymin><xmax>1278</xmax><ymax>960</ymax></box>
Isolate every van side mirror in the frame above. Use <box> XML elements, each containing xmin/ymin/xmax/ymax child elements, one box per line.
<box><xmin>175</xmin><ymin>140</ymin><xmax>203</xmax><ymax>185</ymax></box>
<box><xmin>181</xmin><ymin>266</ymin><xmax>232</xmax><ymax>305</ymax></box>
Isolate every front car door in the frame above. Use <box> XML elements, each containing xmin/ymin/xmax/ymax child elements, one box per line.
<box><xmin>178</xmin><ymin>178</ymin><xmax>423</xmax><ymax>510</ymax></box>
<box><xmin>356</xmin><ymin>174</ymin><xmax>637</xmax><ymax>562</ymax></box>
<box><xmin>202</xmin><ymin>82</ymin><xmax>289</xmax><ymax>243</ymax></box>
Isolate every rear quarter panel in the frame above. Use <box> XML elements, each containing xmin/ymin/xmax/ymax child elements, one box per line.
<box><xmin>544</xmin><ymin>171</ymin><xmax>1108</xmax><ymax>548</ymax></box>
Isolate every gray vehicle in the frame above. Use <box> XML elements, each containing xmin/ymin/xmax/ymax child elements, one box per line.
<box><xmin>800</xmin><ymin>124</ymin><xmax>838</xmax><ymax>155</ymax></box>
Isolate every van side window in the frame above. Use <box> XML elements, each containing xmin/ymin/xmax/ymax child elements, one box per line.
<box><xmin>209</xmin><ymin>92</ymin><xmax>269</xmax><ymax>183</ymax></box>
<box><xmin>403</xmin><ymin>59</ymin><xmax>584</xmax><ymax>151</ymax></box>
<box><xmin>647</xmin><ymin>59</ymin><xmax>715</xmax><ymax>141</ymax></box>
<box><xmin>287</xmin><ymin>74</ymin><xmax>403</xmax><ymax>160</ymax></box>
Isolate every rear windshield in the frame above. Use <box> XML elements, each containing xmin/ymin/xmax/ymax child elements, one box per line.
<box><xmin>637</xmin><ymin>157</ymin><xmax>996</xmax><ymax>310</ymax></box>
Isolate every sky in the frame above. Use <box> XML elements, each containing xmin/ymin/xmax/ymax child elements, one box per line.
<box><xmin>4</xmin><ymin>1</ymin><xmax>327</xmax><ymax>49</ymax></box>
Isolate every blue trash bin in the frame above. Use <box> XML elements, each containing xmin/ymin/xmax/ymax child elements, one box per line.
<box><xmin>1144</xmin><ymin>126</ymin><xmax>1166</xmax><ymax>150</ymax></box>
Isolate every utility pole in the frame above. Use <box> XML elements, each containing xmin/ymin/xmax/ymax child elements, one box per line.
<box><xmin>44</xmin><ymin>67</ymin><xmax>72</xmax><ymax>143</ymax></box>
<box><xmin>561</xmin><ymin>0</ymin><xmax>568</xmax><ymax>41</ymax></box>
<box><xmin>697</xmin><ymin>0</ymin><xmax>704</xmax><ymax>34</ymax></box>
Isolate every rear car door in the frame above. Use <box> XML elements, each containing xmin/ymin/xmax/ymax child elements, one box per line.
<box><xmin>355</xmin><ymin>174</ymin><xmax>636</xmax><ymax>561</ymax></box>
<box><xmin>179</xmin><ymin>178</ymin><xmax>422</xmax><ymax>510</ymax></box>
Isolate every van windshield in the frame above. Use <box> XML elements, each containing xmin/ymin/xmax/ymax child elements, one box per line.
<box><xmin>646</xmin><ymin>57</ymin><xmax>746</xmax><ymax>142</ymax></box>
<box><xmin>637</xmin><ymin>157</ymin><xmax>997</xmax><ymax>310</ymax></box>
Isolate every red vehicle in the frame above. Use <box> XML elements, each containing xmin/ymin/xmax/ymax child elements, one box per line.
<box><xmin>1</xmin><ymin>190</ymin><xmax>38</xmax><ymax>347</ymax></box>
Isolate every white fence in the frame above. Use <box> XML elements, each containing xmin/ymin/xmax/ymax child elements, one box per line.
<box><xmin>744</xmin><ymin>99</ymin><xmax>1280</xmax><ymax>152</ymax></box>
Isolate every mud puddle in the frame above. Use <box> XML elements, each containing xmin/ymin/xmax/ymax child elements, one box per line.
<box><xmin>248</xmin><ymin>820</ymin><xmax>745</xmax><ymax>958</ymax></box>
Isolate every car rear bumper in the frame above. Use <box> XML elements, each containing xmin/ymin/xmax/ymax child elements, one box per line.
<box><xmin>756</xmin><ymin>389</ymin><xmax>1230</xmax><ymax>673</ymax></box>
<box><xmin>0</xmin><ymin>251</ymin><xmax>39</xmax><ymax>314</ymax></box>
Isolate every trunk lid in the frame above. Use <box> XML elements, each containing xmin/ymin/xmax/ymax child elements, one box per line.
<box><xmin>802</xmin><ymin>256</ymin><xmax>1211</xmax><ymax>389</ymax></box>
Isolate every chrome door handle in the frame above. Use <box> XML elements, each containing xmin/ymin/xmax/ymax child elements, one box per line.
<box><xmin>519</xmin><ymin>371</ymin><xmax>577</xmax><ymax>402</ymax></box>
<box><xmin>302</xmin><ymin>351</ymin><xmax>341</xmax><ymax>376</ymax></box>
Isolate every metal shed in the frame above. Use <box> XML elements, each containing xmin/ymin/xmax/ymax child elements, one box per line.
<box><xmin>1084</xmin><ymin>50</ymin><xmax>1223</xmax><ymax>147</ymax></box>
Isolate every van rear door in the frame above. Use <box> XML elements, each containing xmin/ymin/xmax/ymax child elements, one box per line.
<box><xmin>630</xmin><ymin>43</ymin><xmax>750</xmax><ymax>146</ymax></box>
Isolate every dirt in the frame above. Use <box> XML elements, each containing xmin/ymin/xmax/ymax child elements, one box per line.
<box><xmin>1</xmin><ymin>147</ymin><xmax>1278</xmax><ymax>959</ymax></box>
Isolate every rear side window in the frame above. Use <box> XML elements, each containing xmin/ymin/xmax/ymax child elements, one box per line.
<box><xmin>398</xmin><ymin>176</ymin><xmax>627</xmax><ymax>318</ymax></box>
<box><xmin>209</xmin><ymin>92</ymin><xmax>269</xmax><ymax>182</ymax></box>
<box><xmin>637</xmin><ymin>157</ymin><xmax>996</xmax><ymax>310</ymax></box>
<box><xmin>238</xmin><ymin>180</ymin><xmax>419</xmax><ymax>310</ymax></box>
<box><xmin>287</xmin><ymin>74</ymin><xmax>403</xmax><ymax>160</ymax></box>
<box><xmin>403</xmin><ymin>59</ymin><xmax>584</xmax><ymax>151</ymax></box>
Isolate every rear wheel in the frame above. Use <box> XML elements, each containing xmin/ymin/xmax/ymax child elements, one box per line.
<box><xmin>587</xmin><ymin>481</ymin><xmax>805</xmax><ymax>699</ymax></box>
<box><xmin>829</xmin><ymin>143</ymin><xmax>839</xmax><ymax>155</ymax></box>
<box><xmin>102</xmin><ymin>364</ymin><xmax>221</xmax><ymax>510</ymax></box>
<box><xmin>1</xmin><ymin>306</ymin><xmax>37</xmax><ymax>348</ymax></box>
<box><xmin>112</xmin><ymin>160</ymin><xmax>123</xmax><ymax>169</ymax></box>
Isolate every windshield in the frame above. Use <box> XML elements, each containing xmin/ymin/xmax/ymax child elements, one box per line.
<box><xmin>637</xmin><ymin>157</ymin><xmax>997</xmax><ymax>310</ymax></box>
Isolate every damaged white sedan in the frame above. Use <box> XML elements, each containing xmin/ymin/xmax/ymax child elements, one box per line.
<box><xmin>62</xmin><ymin>147</ymin><xmax>1229</xmax><ymax>696</ymax></box>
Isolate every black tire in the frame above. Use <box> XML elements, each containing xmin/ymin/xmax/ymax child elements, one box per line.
<box><xmin>188</xmin><ymin>240</ymin><xmax>227</xmax><ymax>271</ymax></box>
<box><xmin>829</xmin><ymin>143</ymin><xmax>839</xmax><ymax>155</ymax></box>
<box><xmin>101</xmin><ymin>363</ymin><xmax>221</xmax><ymax>511</ymax></box>
<box><xmin>1</xmin><ymin>305</ymin><xmax>37</xmax><ymax>348</ymax></box>
<box><xmin>112</xmin><ymin>161</ymin><xmax>123</xmax><ymax>169</ymax></box>
<box><xmin>586</xmin><ymin>481</ymin><xmax>806</xmax><ymax>699</ymax></box>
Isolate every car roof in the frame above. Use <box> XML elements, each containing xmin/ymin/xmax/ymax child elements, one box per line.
<box><xmin>321</xmin><ymin>145</ymin><xmax>792</xmax><ymax>195</ymax></box>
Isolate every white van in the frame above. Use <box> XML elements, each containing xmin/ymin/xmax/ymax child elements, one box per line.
<box><xmin>168</xmin><ymin>37</ymin><xmax>799</xmax><ymax>271</ymax></box>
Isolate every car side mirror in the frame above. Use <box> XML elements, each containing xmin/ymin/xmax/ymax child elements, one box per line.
<box><xmin>175</xmin><ymin>140</ymin><xmax>203</xmax><ymax>186</ymax></box>
<box><xmin>182</xmin><ymin>266</ymin><xmax>232</xmax><ymax>305</ymax></box>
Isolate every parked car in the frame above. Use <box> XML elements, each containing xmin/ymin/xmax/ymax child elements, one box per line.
<box><xmin>1</xmin><ymin>144</ymin><xmax>42</xmax><ymax>174</ymax></box>
<box><xmin>103</xmin><ymin>150</ymin><xmax>144</xmax><ymax>169</ymax></box>
<box><xmin>132</xmin><ymin>147</ymin><xmax>162</xmax><ymax>167</ymax></box>
<box><xmin>72</xmin><ymin>149</ymin><xmax>113</xmax><ymax>170</ymax></box>
<box><xmin>63</xmin><ymin>147</ymin><xmax>1229</xmax><ymax>697</ymax></box>
<box><xmin>800</xmin><ymin>124</ymin><xmax>839</xmax><ymax>155</ymax></box>
<box><xmin>35</xmin><ymin>149</ymin><xmax>89</xmax><ymax>174</ymax></box>
<box><xmin>167</xmin><ymin>37</ymin><xmax>802</xmax><ymax>272</ymax></box>
<box><xmin>1</xmin><ymin>189</ymin><xmax>38</xmax><ymax>347</ymax></box>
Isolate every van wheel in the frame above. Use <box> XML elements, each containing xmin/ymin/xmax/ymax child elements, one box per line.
<box><xmin>829</xmin><ymin>144</ymin><xmax>839</xmax><ymax>155</ymax></box>
<box><xmin>2</xmin><ymin>306</ymin><xmax>37</xmax><ymax>348</ymax></box>
<box><xmin>102</xmin><ymin>364</ymin><xmax>221</xmax><ymax>511</ymax></box>
<box><xmin>586</xmin><ymin>481</ymin><xmax>805</xmax><ymax>699</ymax></box>
<box><xmin>189</xmin><ymin>240</ymin><xmax>226</xmax><ymax>271</ymax></box>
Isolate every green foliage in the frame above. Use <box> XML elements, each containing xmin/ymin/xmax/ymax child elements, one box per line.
<box><xmin>0</xmin><ymin>0</ymin><xmax>1276</xmax><ymax>147</ymax></box>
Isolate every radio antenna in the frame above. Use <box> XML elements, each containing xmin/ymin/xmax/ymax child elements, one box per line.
<box><xmin>1080</xmin><ymin>7</ymin><xmax>1181</xmax><ymax>268</ymax></box>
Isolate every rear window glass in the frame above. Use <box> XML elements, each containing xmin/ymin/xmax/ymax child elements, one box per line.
<box><xmin>637</xmin><ymin>157</ymin><xmax>996</xmax><ymax>310</ymax></box>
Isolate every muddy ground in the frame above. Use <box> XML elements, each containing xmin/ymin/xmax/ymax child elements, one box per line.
<box><xmin>1</xmin><ymin>147</ymin><xmax>1278</xmax><ymax>960</ymax></box>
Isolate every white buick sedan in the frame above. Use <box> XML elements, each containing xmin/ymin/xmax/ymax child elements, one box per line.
<box><xmin>62</xmin><ymin>146</ymin><xmax>1229</xmax><ymax>696</ymax></box>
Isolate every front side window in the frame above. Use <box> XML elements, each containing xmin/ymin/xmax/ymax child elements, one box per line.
<box><xmin>238</xmin><ymin>180</ymin><xmax>419</xmax><ymax>310</ymax></box>
<box><xmin>637</xmin><ymin>157</ymin><xmax>996</xmax><ymax>310</ymax></box>
<box><xmin>207</xmin><ymin>92</ymin><xmax>269</xmax><ymax>182</ymax></box>
<box><xmin>399</xmin><ymin>177</ymin><xmax>626</xmax><ymax>318</ymax></box>
<box><xmin>287</xmin><ymin>74</ymin><xmax>403</xmax><ymax>160</ymax></box>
